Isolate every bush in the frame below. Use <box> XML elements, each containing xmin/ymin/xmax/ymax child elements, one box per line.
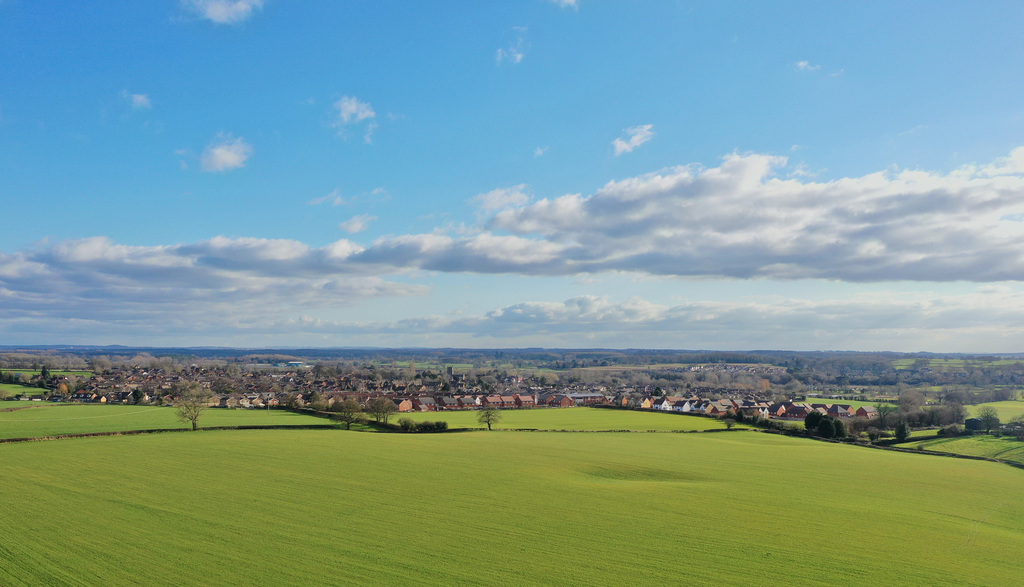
<box><xmin>415</xmin><ymin>420</ymin><xmax>448</xmax><ymax>433</ymax></box>
<box><xmin>805</xmin><ymin>411</ymin><xmax>824</xmax><ymax>432</ymax></box>
<box><xmin>397</xmin><ymin>419</ymin><xmax>449</xmax><ymax>433</ymax></box>
<box><xmin>895</xmin><ymin>421</ymin><xmax>911</xmax><ymax>442</ymax></box>
<box><xmin>816</xmin><ymin>417</ymin><xmax>835</xmax><ymax>439</ymax></box>
<box><xmin>832</xmin><ymin>418</ymin><xmax>846</xmax><ymax>439</ymax></box>
<box><xmin>938</xmin><ymin>424</ymin><xmax>962</xmax><ymax>437</ymax></box>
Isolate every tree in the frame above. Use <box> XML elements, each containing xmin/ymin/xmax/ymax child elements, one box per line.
<box><xmin>816</xmin><ymin>417</ymin><xmax>836</xmax><ymax>439</ymax></box>
<box><xmin>176</xmin><ymin>383</ymin><xmax>212</xmax><ymax>431</ymax></box>
<box><xmin>874</xmin><ymin>403</ymin><xmax>898</xmax><ymax>430</ymax></box>
<box><xmin>366</xmin><ymin>397</ymin><xmax>397</xmax><ymax>425</ymax></box>
<box><xmin>977</xmin><ymin>406</ymin><xmax>1000</xmax><ymax>433</ymax></box>
<box><xmin>894</xmin><ymin>420</ymin><xmax>911</xmax><ymax>442</ymax></box>
<box><xmin>477</xmin><ymin>407</ymin><xmax>501</xmax><ymax>431</ymax></box>
<box><xmin>804</xmin><ymin>411</ymin><xmax>824</xmax><ymax>432</ymax></box>
<box><xmin>832</xmin><ymin>418</ymin><xmax>846</xmax><ymax>439</ymax></box>
<box><xmin>331</xmin><ymin>398</ymin><xmax>365</xmax><ymax>430</ymax></box>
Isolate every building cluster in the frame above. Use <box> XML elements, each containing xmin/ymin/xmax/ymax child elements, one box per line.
<box><xmin>15</xmin><ymin>364</ymin><xmax>869</xmax><ymax>423</ymax></box>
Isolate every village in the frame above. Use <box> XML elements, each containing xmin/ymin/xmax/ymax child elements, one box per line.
<box><xmin>4</xmin><ymin>362</ymin><xmax>878</xmax><ymax>425</ymax></box>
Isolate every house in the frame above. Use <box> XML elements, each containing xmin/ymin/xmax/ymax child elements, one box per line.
<box><xmin>413</xmin><ymin>397</ymin><xmax>437</xmax><ymax>412</ymax></box>
<box><xmin>548</xmin><ymin>395</ymin><xmax>575</xmax><ymax>408</ymax></box>
<box><xmin>514</xmin><ymin>394</ymin><xmax>536</xmax><ymax>408</ymax></box>
<box><xmin>437</xmin><ymin>396</ymin><xmax>460</xmax><ymax>410</ymax></box>
<box><xmin>855</xmin><ymin>406</ymin><xmax>878</xmax><ymax>419</ymax></box>
<box><xmin>392</xmin><ymin>398</ymin><xmax>414</xmax><ymax>412</ymax></box>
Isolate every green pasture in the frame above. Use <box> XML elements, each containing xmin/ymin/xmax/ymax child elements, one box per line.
<box><xmin>968</xmin><ymin>401</ymin><xmax>1024</xmax><ymax>421</ymax></box>
<box><xmin>907</xmin><ymin>434</ymin><xmax>1024</xmax><ymax>467</ymax></box>
<box><xmin>0</xmin><ymin>404</ymin><xmax>326</xmax><ymax>439</ymax></box>
<box><xmin>0</xmin><ymin>383</ymin><xmax>33</xmax><ymax>398</ymax></box>
<box><xmin>2</xmin><ymin>368</ymin><xmax>93</xmax><ymax>377</ymax></box>
<box><xmin>893</xmin><ymin>358</ymin><xmax>1024</xmax><ymax>371</ymax></box>
<box><xmin>1</xmin><ymin>430</ymin><xmax>1023</xmax><ymax>585</ymax></box>
<box><xmin>394</xmin><ymin>406</ymin><xmax>735</xmax><ymax>431</ymax></box>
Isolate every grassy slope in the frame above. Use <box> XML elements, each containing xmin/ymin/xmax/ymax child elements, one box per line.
<box><xmin>0</xmin><ymin>404</ymin><xmax>326</xmax><ymax>439</ymax></box>
<box><xmin>393</xmin><ymin>406</ymin><xmax>733</xmax><ymax>431</ymax></box>
<box><xmin>968</xmin><ymin>401</ymin><xmax>1024</xmax><ymax>421</ymax></box>
<box><xmin>908</xmin><ymin>435</ymin><xmax>1024</xmax><ymax>466</ymax></box>
<box><xmin>2</xmin><ymin>430</ymin><xmax>1023</xmax><ymax>586</ymax></box>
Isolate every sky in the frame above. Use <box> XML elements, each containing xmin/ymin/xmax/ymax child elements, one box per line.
<box><xmin>2</xmin><ymin>0</ymin><xmax>1024</xmax><ymax>352</ymax></box>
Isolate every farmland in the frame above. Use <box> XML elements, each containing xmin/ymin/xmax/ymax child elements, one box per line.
<box><xmin>394</xmin><ymin>406</ymin><xmax>735</xmax><ymax>431</ymax></box>
<box><xmin>1</xmin><ymin>429</ymin><xmax>1022</xmax><ymax>585</ymax></box>
<box><xmin>968</xmin><ymin>400</ymin><xmax>1024</xmax><ymax>421</ymax></box>
<box><xmin>907</xmin><ymin>434</ymin><xmax>1024</xmax><ymax>467</ymax></box>
<box><xmin>0</xmin><ymin>404</ymin><xmax>326</xmax><ymax>440</ymax></box>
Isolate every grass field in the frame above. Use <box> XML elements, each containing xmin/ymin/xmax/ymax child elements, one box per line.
<box><xmin>395</xmin><ymin>407</ymin><xmax>735</xmax><ymax>431</ymax></box>
<box><xmin>0</xmin><ymin>383</ymin><xmax>31</xmax><ymax>398</ymax></box>
<box><xmin>1</xmin><ymin>368</ymin><xmax>93</xmax><ymax>377</ymax></box>
<box><xmin>0</xmin><ymin>404</ymin><xmax>327</xmax><ymax>439</ymax></box>
<box><xmin>1</xmin><ymin>429</ymin><xmax>1022</xmax><ymax>585</ymax></box>
<box><xmin>907</xmin><ymin>434</ymin><xmax>1024</xmax><ymax>467</ymax></box>
<box><xmin>968</xmin><ymin>401</ymin><xmax>1024</xmax><ymax>421</ymax></box>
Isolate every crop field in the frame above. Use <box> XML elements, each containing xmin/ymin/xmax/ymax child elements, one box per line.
<box><xmin>0</xmin><ymin>404</ymin><xmax>326</xmax><ymax>439</ymax></box>
<box><xmin>393</xmin><ymin>406</ymin><xmax>735</xmax><ymax>431</ymax></box>
<box><xmin>1</xmin><ymin>429</ymin><xmax>1023</xmax><ymax>586</ymax></box>
<box><xmin>907</xmin><ymin>434</ymin><xmax>1024</xmax><ymax>466</ymax></box>
<box><xmin>968</xmin><ymin>401</ymin><xmax>1024</xmax><ymax>421</ymax></box>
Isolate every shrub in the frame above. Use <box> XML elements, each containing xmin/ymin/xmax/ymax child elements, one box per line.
<box><xmin>895</xmin><ymin>421</ymin><xmax>911</xmax><ymax>442</ymax></box>
<box><xmin>832</xmin><ymin>418</ymin><xmax>846</xmax><ymax>439</ymax></box>
<box><xmin>805</xmin><ymin>411</ymin><xmax>823</xmax><ymax>432</ymax></box>
<box><xmin>398</xmin><ymin>418</ymin><xmax>416</xmax><ymax>432</ymax></box>
<box><xmin>816</xmin><ymin>417</ymin><xmax>835</xmax><ymax>439</ymax></box>
<box><xmin>939</xmin><ymin>424</ymin><xmax>962</xmax><ymax>437</ymax></box>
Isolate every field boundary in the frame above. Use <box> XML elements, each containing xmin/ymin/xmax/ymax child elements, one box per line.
<box><xmin>0</xmin><ymin>424</ymin><xmax>338</xmax><ymax>444</ymax></box>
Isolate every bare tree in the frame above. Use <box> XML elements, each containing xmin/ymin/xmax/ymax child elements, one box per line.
<box><xmin>477</xmin><ymin>407</ymin><xmax>501</xmax><ymax>431</ymax></box>
<box><xmin>977</xmin><ymin>406</ymin><xmax>1000</xmax><ymax>433</ymax></box>
<box><xmin>331</xmin><ymin>398</ymin><xmax>365</xmax><ymax>430</ymax></box>
<box><xmin>366</xmin><ymin>397</ymin><xmax>397</xmax><ymax>425</ymax></box>
<box><xmin>176</xmin><ymin>383</ymin><xmax>212</xmax><ymax>431</ymax></box>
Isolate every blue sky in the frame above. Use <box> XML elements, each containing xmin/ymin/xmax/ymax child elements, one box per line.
<box><xmin>3</xmin><ymin>0</ymin><xmax>1024</xmax><ymax>351</ymax></box>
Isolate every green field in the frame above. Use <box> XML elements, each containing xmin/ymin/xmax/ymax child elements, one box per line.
<box><xmin>0</xmin><ymin>404</ymin><xmax>327</xmax><ymax>439</ymax></box>
<box><xmin>1</xmin><ymin>429</ymin><xmax>1023</xmax><ymax>585</ymax></box>
<box><xmin>907</xmin><ymin>434</ymin><xmax>1024</xmax><ymax>466</ymax></box>
<box><xmin>968</xmin><ymin>401</ymin><xmax>1024</xmax><ymax>421</ymax></box>
<box><xmin>395</xmin><ymin>407</ymin><xmax>735</xmax><ymax>431</ymax></box>
<box><xmin>0</xmin><ymin>383</ymin><xmax>32</xmax><ymax>398</ymax></box>
<box><xmin>893</xmin><ymin>358</ymin><xmax>1024</xmax><ymax>371</ymax></box>
<box><xmin>2</xmin><ymin>368</ymin><xmax>93</xmax><ymax>377</ymax></box>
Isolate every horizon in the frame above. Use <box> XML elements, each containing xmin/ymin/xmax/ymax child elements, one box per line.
<box><xmin>3</xmin><ymin>1</ymin><xmax>1024</xmax><ymax>351</ymax></box>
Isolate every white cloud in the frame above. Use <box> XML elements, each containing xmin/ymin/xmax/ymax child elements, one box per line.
<box><xmin>200</xmin><ymin>134</ymin><xmax>253</xmax><ymax>172</ymax></box>
<box><xmin>308</xmin><ymin>189</ymin><xmax>347</xmax><ymax>206</ymax></box>
<box><xmin>612</xmin><ymin>124</ymin><xmax>654</xmax><ymax>155</ymax></box>
<box><xmin>0</xmin><ymin>235</ymin><xmax>421</xmax><ymax>345</ymax></box>
<box><xmin>334</xmin><ymin>96</ymin><xmax>375</xmax><ymax>125</ymax></box>
<box><xmin>185</xmin><ymin>0</ymin><xmax>263</xmax><ymax>24</ymax></box>
<box><xmin>796</xmin><ymin>60</ymin><xmax>820</xmax><ymax>71</ymax></box>
<box><xmin>471</xmin><ymin>185</ymin><xmax>531</xmax><ymax>211</ymax></box>
<box><xmin>339</xmin><ymin>214</ymin><xmax>377</xmax><ymax>234</ymax></box>
<box><xmin>534</xmin><ymin>146</ymin><xmax>548</xmax><ymax>157</ymax></box>
<box><xmin>331</xmin><ymin>96</ymin><xmax>377</xmax><ymax>141</ymax></box>
<box><xmin>496</xmin><ymin>27</ymin><xmax>528</xmax><ymax>64</ymax></box>
<box><xmin>550</xmin><ymin>0</ymin><xmax>579</xmax><ymax>8</ymax></box>
<box><xmin>233</xmin><ymin>287</ymin><xmax>1024</xmax><ymax>351</ymax></box>
<box><xmin>480</xmin><ymin>148</ymin><xmax>1024</xmax><ymax>281</ymax></box>
<box><xmin>122</xmin><ymin>91</ymin><xmax>151</xmax><ymax>110</ymax></box>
